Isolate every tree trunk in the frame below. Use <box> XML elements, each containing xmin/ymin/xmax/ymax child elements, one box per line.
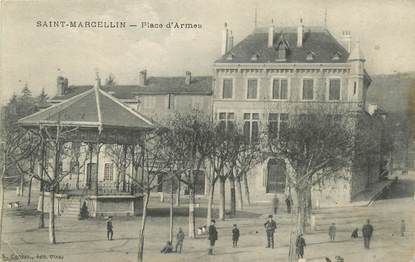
<box><xmin>188</xmin><ymin>187</ymin><xmax>196</xmax><ymax>238</ymax></box>
<box><xmin>305</xmin><ymin>186</ymin><xmax>312</xmax><ymax>226</ymax></box>
<box><xmin>206</xmin><ymin>181</ymin><xmax>215</xmax><ymax>226</ymax></box>
<box><xmin>219</xmin><ymin>177</ymin><xmax>226</xmax><ymax>220</ymax></box>
<box><xmin>169</xmin><ymin>180</ymin><xmax>174</xmax><ymax>243</ymax></box>
<box><xmin>229</xmin><ymin>176</ymin><xmax>236</xmax><ymax>216</ymax></box>
<box><xmin>296</xmin><ymin>189</ymin><xmax>306</xmax><ymax>234</ymax></box>
<box><xmin>0</xmin><ymin>169</ymin><xmax>5</xmax><ymax>247</ymax></box>
<box><xmin>76</xmin><ymin>160</ymin><xmax>80</xmax><ymax>190</ymax></box>
<box><xmin>236</xmin><ymin>176</ymin><xmax>243</xmax><ymax>210</ymax></box>
<box><xmin>137</xmin><ymin>192</ymin><xmax>150</xmax><ymax>262</ymax></box>
<box><xmin>39</xmin><ymin>144</ymin><xmax>46</xmax><ymax>228</ymax></box>
<box><xmin>122</xmin><ymin>145</ymin><xmax>127</xmax><ymax>192</ymax></box>
<box><xmin>49</xmin><ymin>189</ymin><xmax>56</xmax><ymax>244</ymax></box>
<box><xmin>175</xmin><ymin>178</ymin><xmax>181</xmax><ymax>207</ymax></box>
<box><xmin>243</xmin><ymin>172</ymin><xmax>251</xmax><ymax>206</ymax></box>
<box><xmin>27</xmin><ymin>176</ymin><xmax>33</xmax><ymax>205</ymax></box>
<box><xmin>39</xmin><ymin>186</ymin><xmax>45</xmax><ymax>228</ymax></box>
<box><xmin>19</xmin><ymin>171</ymin><xmax>24</xmax><ymax>196</ymax></box>
<box><xmin>287</xmin><ymin>228</ymin><xmax>297</xmax><ymax>262</ymax></box>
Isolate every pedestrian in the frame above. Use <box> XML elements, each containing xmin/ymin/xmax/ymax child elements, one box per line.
<box><xmin>285</xmin><ymin>195</ymin><xmax>292</xmax><ymax>214</ymax></box>
<box><xmin>160</xmin><ymin>241</ymin><xmax>173</xmax><ymax>254</ymax></box>
<box><xmin>208</xmin><ymin>219</ymin><xmax>218</xmax><ymax>255</ymax></box>
<box><xmin>175</xmin><ymin>227</ymin><xmax>185</xmax><ymax>253</ymax></box>
<box><xmin>400</xmin><ymin>219</ymin><xmax>406</xmax><ymax>237</ymax></box>
<box><xmin>272</xmin><ymin>196</ymin><xmax>279</xmax><ymax>215</ymax></box>
<box><xmin>362</xmin><ymin>219</ymin><xmax>374</xmax><ymax>249</ymax></box>
<box><xmin>295</xmin><ymin>233</ymin><xmax>306</xmax><ymax>259</ymax></box>
<box><xmin>106</xmin><ymin>216</ymin><xmax>113</xmax><ymax>240</ymax></box>
<box><xmin>264</xmin><ymin>215</ymin><xmax>277</xmax><ymax>248</ymax></box>
<box><xmin>351</xmin><ymin>228</ymin><xmax>359</xmax><ymax>238</ymax></box>
<box><xmin>328</xmin><ymin>223</ymin><xmax>336</xmax><ymax>241</ymax></box>
<box><xmin>232</xmin><ymin>224</ymin><xmax>240</xmax><ymax>247</ymax></box>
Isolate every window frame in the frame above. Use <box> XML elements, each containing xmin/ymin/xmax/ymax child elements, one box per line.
<box><xmin>104</xmin><ymin>163</ymin><xmax>114</xmax><ymax>181</ymax></box>
<box><xmin>301</xmin><ymin>78</ymin><xmax>315</xmax><ymax>101</ymax></box>
<box><xmin>268</xmin><ymin>113</ymin><xmax>289</xmax><ymax>139</ymax></box>
<box><xmin>270</xmin><ymin>77</ymin><xmax>290</xmax><ymax>100</ymax></box>
<box><xmin>327</xmin><ymin>77</ymin><xmax>342</xmax><ymax>101</ymax></box>
<box><xmin>246</xmin><ymin>78</ymin><xmax>259</xmax><ymax>100</ymax></box>
<box><xmin>243</xmin><ymin>112</ymin><xmax>260</xmax><ymax>143</ymax></box>
<box><xmin>222</xmin><ymin>78</ymin><xmax>234</xmax><ymax>99</ymax></box>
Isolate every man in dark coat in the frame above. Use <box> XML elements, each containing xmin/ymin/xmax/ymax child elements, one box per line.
<box><xmin>106</xmin><ymin>217</ymin><xmax>113</xmax><ymax>240</ymax></box>
<box><xmin>295</xmin><ymin>234</ymin><xmax>306</xmax><ymax>258</ymax></box>
<box><xmin>232</xmin><ymin>224</ymin><xmax>240</xmax><ymax>247</ymax></box>
<box><xmin>264</xmin><ymin>215</ymin><xmax>277</xmax><ymax>248</ymax></box>
<box><xmin>362</xmin><ymin>219</ymin><xmax>374</xmax><ymax>249</ymax></box>
<box><xmin>208</xmin><ymin>220</ymin><xmax>218</xmax><ymax>255</ymax></box>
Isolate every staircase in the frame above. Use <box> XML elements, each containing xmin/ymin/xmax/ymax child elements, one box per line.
<box><xmin>59</xmin><ymin>197</ymin><xmax>81</xmax><ymax>218</ymax></box>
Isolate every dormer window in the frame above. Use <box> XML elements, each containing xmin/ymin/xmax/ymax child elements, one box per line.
<box><xmin>278</xmin><ymin>47</ymin><xmax>287</xmax><ymax>61</ymax></box>
<box><xmin>251</xmin><ymin>53</ymin><xmax>259</xmax><ymax>61</ymax></box>
<box><xmin>332</xmin><ymin>52</ymin><xmax>342</xmax><ymax>61</ymax></box>
<box><xmin>275</xmin><ymin>34</ymin><xmax>289</xmax><ymax>62</ymax></box>
<box><xmin>306</xmin><ymin>51</ymin><xmax>316</xmax><ymax>61</ymax></box>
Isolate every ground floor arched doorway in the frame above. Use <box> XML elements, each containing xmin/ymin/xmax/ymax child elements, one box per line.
<box><xmin>266</xmin><ymin>158</ymin><xmax>286</xmax><ymax>193</ymax></box>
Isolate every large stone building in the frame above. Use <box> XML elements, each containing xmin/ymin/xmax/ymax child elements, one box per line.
<box><xmin>49</xmin><ymin>19</ymin><xmax>386</xmax><ymax>209</ymax></box>
<box><xmin>212</xmin><ymin>20</ymin><xmax>385</xmax><ymax>207</ymax></box>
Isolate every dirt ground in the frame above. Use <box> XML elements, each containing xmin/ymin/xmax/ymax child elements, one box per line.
<box><xmin>1</xmin><ymin>172</ymin><xmax>414</xmax><ymax>262</ymax></box>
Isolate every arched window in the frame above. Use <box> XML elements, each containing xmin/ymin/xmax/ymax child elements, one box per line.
<box><xmin>266</xmin><ymin>159</ymin><xmax>286</xmax><ymax>193</ymax></box>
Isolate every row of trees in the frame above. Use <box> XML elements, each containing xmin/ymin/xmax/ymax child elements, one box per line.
<box><xmin>1</xmin><ymin>86</ymin><xmax>392</xmax><ymax>262</ymax></box>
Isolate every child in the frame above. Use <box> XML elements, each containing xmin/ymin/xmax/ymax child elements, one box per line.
<box><xmin>175</xmin><ymin>227</ymin><xmax>185</xmax><ymax>253</ymax></box>
<box><xmin>232</xmin><ymin>224</ymin><xmax>240</xmax><ymax>247</ymax></box>
<box><xmin>106</xmin><ymin>217</ymin><xmax>113</xmax><ymax>241</ymax></box>
<box><xmin>160</xmin><ymin>241</ymin><xmax>173</xmax><ymax>254</ymax></box>
<box><xmin>351</xmin><ymin>228</ymin><xmax>359</xmax><ymax>238</ymax></box>
<box><xmin>328</xmin><ymin>223</ymin><xmax>336</xmax><ymax>241</ymax></box>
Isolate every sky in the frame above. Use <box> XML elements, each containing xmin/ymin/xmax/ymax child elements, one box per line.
<box><xmin>1</xmin><ymin>0</ymin><xmax>414</xmax><ymax>105</ymax></box>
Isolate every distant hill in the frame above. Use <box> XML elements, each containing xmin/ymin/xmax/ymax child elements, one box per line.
<box><xmin>367</xmin><ymin>72</ymin><xmax>415</xmax><ymax>113</ymax></box>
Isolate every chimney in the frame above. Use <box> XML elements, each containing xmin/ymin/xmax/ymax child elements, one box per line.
<box><xmin>95</xmin><ymin>74</ymin><xmax>101</xmax><ymax>88</ymax></box>
<box><xmin>297</xmin><ymin>18</ymin><xmax>304</xmax><ymax>47</ymax></box>
<box><xmin>221</xmin><ymin>23</ymin><xmax>229</xmax><ymax>55</ymax></box>
<box><xmin>268</xmin><ymin>20</ymin><xmax>274</xmax><ymax>47</ymax></box>
<box><xmin>185</xmin><ymin>71</ymin><xmax>192</xmax><ymax>85</ymax></box>
<box><xmin>139</xmin><ymin>70</ymin><xmax>147</xmax><ymax>86</ymax></box>
<box><xmin>227</xmin><ymin>30</ymin><xmax>234</xmax><ymax>51</ymax></box>
<box><xmin>57</xmin><ymin>76</ymin><xmax>68</xmax><ymax>96</ymax></box>
<box><xmin>342</xmin><ymin>30</ymin><xmax>352</xmax><ymax>53</ymax></box>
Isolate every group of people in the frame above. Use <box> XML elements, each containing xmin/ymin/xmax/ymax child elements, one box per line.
<box><xmin>105</xmin><ymin>213</ymin><xmax>407</xmax><ymax>258</ymax></box>
<box><xmin>160</xmin><ymin>227</ymin><xmax>186</xmax><ymax>254</ymax></box>
<box><xmin>272</xmin><ymin>195</ymin><xmax>293</xmax><ymax>215</ymax></box>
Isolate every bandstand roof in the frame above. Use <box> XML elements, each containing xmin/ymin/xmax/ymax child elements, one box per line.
<box><xmin>18</xmin><ymin>81</ymin><xmax>154</xmax><ymax>144</ymax></box>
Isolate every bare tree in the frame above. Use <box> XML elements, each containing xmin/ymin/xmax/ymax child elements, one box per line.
<box><xmin>266</xmin><ymin>108</ymin><xmax>384</xmax><ymax>261</ymax></box>
<box><xmin>132</xmin><ymin>129</ymin><xmax>172</xmax><ymax>262</ymax></box>
<box><xmin>206</xmin><ymin>121</ymin><xmax>243</xmax><ymax>222</ymax></box>
<box><xmin>166</xmin><ymin>110</ymin><xmax>214</xmax><ymax>238</ymax></box>
<box><xmin>232</xmin><ymin>136</ymin><xmax>263</xmax><ymax>211</ymax></box>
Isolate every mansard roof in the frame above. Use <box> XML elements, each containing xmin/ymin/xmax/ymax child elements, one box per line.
<box><xmin>51</xmin><ymin>76</ymin><xmax>213</xmax><ymax>101</ymax></box>
<box><xmin>215</xmin><ymin>26</ymin><xmax>349</xmax><ymax>64</ymax></box>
